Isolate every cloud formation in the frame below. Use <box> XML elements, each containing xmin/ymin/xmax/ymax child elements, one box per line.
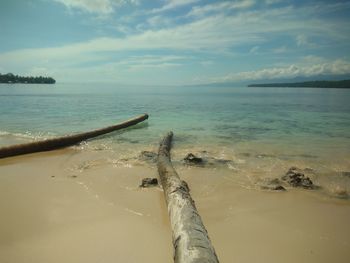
<box><xmin>218</xmin><ymin>60</ymin><xmax>350</xmax><ymax>82</ymax></box>
<box><xmin>1</xmin><ymin>0</ymin><xmax>349</xmax><ymax>84</ymax></box>
<box><xmin>187</xmin><ymin>0</ymin><xmax>255</xmax><ymax>17</ymax></box>
<box><xmin>53</xmin><ymin>0</ymin><xmax>138</xmax><ymax>14</ymax></box>
<box><xmin>151</xmin><ymin>0</ymin><xmax>199</xmax><ymax>13</ymax></box>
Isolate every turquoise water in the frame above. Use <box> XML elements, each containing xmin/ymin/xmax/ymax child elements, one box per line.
<box><xmin>1</xmin><ymin>83</ymin><xmax>349</xmax><ymax>145</ymax></box>
<box><xmin>1</xmin><ymin>83</ymin><xmax>350</xmax><ymax>196</ymax></box>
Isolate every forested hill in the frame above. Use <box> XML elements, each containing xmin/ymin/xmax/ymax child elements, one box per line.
<box><xmin>248</xmin><ymin>80</ymin><xmax>350</xmax><ymax>89</ymax></box>
<box><xmin>0</xmin><ymin>73</ymin><xmax>56</xmax><ymax>84</ymax></box>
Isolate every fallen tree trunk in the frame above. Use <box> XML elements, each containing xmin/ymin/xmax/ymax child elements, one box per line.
<box><xmin>0</xmin><ymin>113</ymin><xmax>148</xmax><ymax>159</ymax></box>
<box><xmin>157</xmin><ymin>131</ymin><xmax>219</xmax><ymax>263</ymax></box>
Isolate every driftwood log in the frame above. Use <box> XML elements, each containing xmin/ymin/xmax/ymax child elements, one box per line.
<box><xmin>157</xmin><ymin>131</ymin><xmax>219</xmax><ymax>263</ymax></box>
<box><xmin>0</xmin><ymin>113</ymin><xmax>148</xmax><ymax>159</ymax></box>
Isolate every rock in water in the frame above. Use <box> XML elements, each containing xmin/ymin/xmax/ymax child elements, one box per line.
<box><xmin>184</xmin><ymin>153</ymin><xmax>203</xmax><ymax>164</ymax></box>
<box><xmin>282</xmin><ymin>167</ymin><xmax>314</xmax><ymax>189</ymax></box>
<box><xmin>140</xmin><ymin>178</ymin><xmax>158</xmax><ymax>188</ymax></box>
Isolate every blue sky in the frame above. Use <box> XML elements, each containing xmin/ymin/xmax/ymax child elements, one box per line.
<box><xmin>1</xmin><ymin>0</ymin><xmax>350</xmax><ymax>85</ymax></box>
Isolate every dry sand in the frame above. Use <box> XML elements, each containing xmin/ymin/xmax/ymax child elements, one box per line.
<box><xmin>0</xmin><ymin>149</ymin><xmax>350</xmax><ymax>263</ymax></box>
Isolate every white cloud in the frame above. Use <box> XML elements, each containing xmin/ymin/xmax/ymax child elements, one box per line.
<box><xmin>216</xmin><ymin>59</ymin><xmax>350</xmax><ymax>82</ymax></box>
<box><xmin>272</xmin><ymin>46</ymin><xmax>288</xmax><ymax>53</ymax></box>
<box><xmin>265</xmin><ymin>0</ymin><xmax>282</xmax><ymax>5</ymax></box>
<box><xmin>146</xmin><ymin>15</ymin><xmax>172</xmax><ymax>28</ymax></box>
<box><xmin>249</xmin><ymin>45</ymin><xmax>259</xmax><ymax>54</ymax></box>
<box><xmin>188</xmin><ymin>0</ymin><xmax>255</xmax><ymax>17</ymax></box>
<box><xmin>0</xmin><ymin>13</ymin><xmax>269</xmax><ymax>69</ymax></box>
<box><xmin>296</xmin><ymin>34</ymin><xmax>316</xmax><ymax>47</ymax></box>
<box><xmin>1</xmin><ymin>1</ymin><xmax>350</xmax><ymax>84</ymax></box>
<box><xmin>94</xmin><ymin>55</ymin><xmax>186</xmax><ymax>72</ymax></box>
<box><xmin>121</xmin><ymin>55</ymin><xmax>187</xmax><ymax>69</ymax></box>
<box><xmin>151</xmin><ymin>0</ymin><xmax>199</xmax><ymax>13</ymax></box>
<box><xmin>53</xmin><ymin>0</ymin><xmax>138</xmax><ymax>14</ymax></box>
<box><xmin>2</xmin><ymin>2</ymin><xmax>346</xmax><ymax>63</ymax></box>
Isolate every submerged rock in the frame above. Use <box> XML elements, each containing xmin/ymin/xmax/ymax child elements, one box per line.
<box><xmin>139</xmin><ymin>178</ymin><xmax>158</xmax><ymax>188</ymax></box>
<box><xmin>183</xmin><ymin>153</ymin><xmax>235</xmax><ymax>168</ymax></box>
<box><xmin>282</xmin><ymin>167</ymin><xmax>314</xmax><ymax>189</ymax></box>
<box><xmin>184</xmin><ymin>153</ymin><xmax>204</xmax><ymax>164</ymax></box>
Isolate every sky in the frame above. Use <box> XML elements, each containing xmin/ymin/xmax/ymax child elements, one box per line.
<box><xmin>0</xmin><ymin>0</ymin><xmax>350</xmax><ymax>85</ymax></box>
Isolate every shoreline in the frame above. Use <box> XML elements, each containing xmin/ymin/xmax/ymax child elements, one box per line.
<box><xmin>1</xmin><ymin>133</ymin><xmax>350</xmax><ymax>200</ymax></box>
<box><xmin>1</xmin><ymin>148</ymin><xmax>350</xmax><ymax>262</ymax></box>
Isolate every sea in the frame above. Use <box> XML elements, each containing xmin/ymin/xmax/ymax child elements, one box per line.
<box><xmin>1</xmin><ymin>83</ymin><xmax>350</xmax><ymax>198</ymax></box>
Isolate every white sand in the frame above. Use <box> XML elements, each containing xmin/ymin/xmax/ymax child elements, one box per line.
<box><xmin>0</xmin><ymin>149</ymin><xmax>350</xmax><ymax>263</ymax></box>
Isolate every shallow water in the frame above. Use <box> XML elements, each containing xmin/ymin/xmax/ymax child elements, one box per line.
<box><xmin>1</xmin><ymin>83</ymin><xmax>350</xmax><ymax>198</ymax></box>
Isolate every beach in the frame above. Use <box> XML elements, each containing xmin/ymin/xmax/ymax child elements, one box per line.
<box><xmin>0</xmin><ymin>148</ymin><xmax>173</xmax><ymax>263</ymax></box>
<box><xmin>2</xmin><ymin>0</ymin><xmax>350</xmax><ymax>261</ymax></box>
<box><xmin>1</xmin><ymin>83</ymin><xmax>350</xmax><ymax>262</ymax></box>
<box><xmin>1</xmin><ymin>146</ymin><xmax>350</xmax><ymax>263</ymax></box>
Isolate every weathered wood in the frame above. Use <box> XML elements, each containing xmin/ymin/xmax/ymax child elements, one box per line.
<box><xmin>0</xmin><ymin>114</ymin><xmax>148</xmax><ymax>159</ymax></box>
<box><xmin>157</xmin><ymin>131</ymin><xmax>219</xmax><ymax>263</ymax></box>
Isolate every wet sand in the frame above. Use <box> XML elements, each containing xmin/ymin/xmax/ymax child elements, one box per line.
<box><xmin>1</xmin><ymin>149</ymin><xmax>350</xmax><ymax>263</ymax></box>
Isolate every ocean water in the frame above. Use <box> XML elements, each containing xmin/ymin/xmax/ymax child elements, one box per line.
<box><xmin>1</xmin><ymin>83</ymin><xmax>350</xmax><ymax>197</ymax></box>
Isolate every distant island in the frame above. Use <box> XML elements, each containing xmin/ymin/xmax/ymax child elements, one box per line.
<box><xmin>248</xmin><ymin>79</ymin><xmax>350</xmax><ymax>89</ymax></box>
<box><xmin>0</xmin><ymin>73</ymin><xmax>56</xmax><ymax>84</ymax></box>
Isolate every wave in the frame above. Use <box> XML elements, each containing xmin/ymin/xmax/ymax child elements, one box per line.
<box><xmin>0</xmin><ymin>130</ymin><xmax>56</xmax><ymax>141</ymax></box>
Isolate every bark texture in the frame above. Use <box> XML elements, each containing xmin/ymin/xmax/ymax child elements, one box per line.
<box><xmin>0</xmin><ymin>114</ymin><xmax>148</xmax><ymax>159</ymax></box>
<box><xmin>157</xmin><ymin>131</ymin><xmax>219</xmax><ymax>263</ymax></box>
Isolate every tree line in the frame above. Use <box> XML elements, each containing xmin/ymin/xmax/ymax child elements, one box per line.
<box><xmin>0</xmin><ymin>73</ymin><xmax>56</xmax><ymax>84</ymax></box>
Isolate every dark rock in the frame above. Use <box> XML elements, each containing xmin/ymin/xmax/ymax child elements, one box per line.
<box><xmin>139</xmin><ymin>151</ymin><xmax>157</xmax><ymax>163</ymax></box>
<box><xmin>140</xmin><ymin>178</ymin><xmax>158</xmax><ymax>188</ymax></box>
<box><xmin>184</xmin><ymin>153</ymin><xmax>203</xmax><ymax>164</ymax></box>
<box><xmin>239</xmin><ymin>152</ymin><xmax>251</xmax><ymax>157</ymax></box>
<box><xmin>282</xmin><ymin>167</ymin><xmax>314</xmax><ymax>189</ymax></box>
<box><xmin>212</xmin><ymin>158</ymin><xmax>231</xmax><ymax>164</ymax></box>
<box><xmin>183</xmin><ymin>153</ymin><xmax>235</xmax><ymax>168</ymax></box>
<box><xmin>341</xmin><ymin>171</ymin><xmax>350</xmax><ymax>177</ymax></box>
<box><xmin>259</xmin><ymin>178</ymin><xmax>286</xmax><ymax>191</ymax></box>
<box><xmin>260</xmin><ymin>184</ymin><xmax>287</xmax><ymax>191</ymax></box>
<box><xmin>273</xmin><ymin>185</ymin><xmax>287</xmax><ymax>191</ymax></box>
<box><xmin>180</xmin><ymin>180</ymin><xmax>190</xmax><ymax>192</ymax></box>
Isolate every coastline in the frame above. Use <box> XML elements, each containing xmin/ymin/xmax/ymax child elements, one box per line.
<box><xmin>1</xmin><ymin>147</ymin><xmax>350</xmax><ymax>262</ymax></box>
